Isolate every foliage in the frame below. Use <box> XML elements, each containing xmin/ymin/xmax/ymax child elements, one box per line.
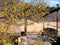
<box><xmin>0</xmin><ymin>0</ymin><xmax>49</xmax><ymax>33</ymax></box>
<box><xmin>0</xmin><ymin>0</ymin><xmax>49</xmax><ymax>44</ymax></box>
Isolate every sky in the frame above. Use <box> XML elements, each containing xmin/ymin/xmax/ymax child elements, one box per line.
<box><xmin>24</xmin><ymin>0</ymin><xmax>31</xmax><ymax>3</ymax></box>
<box><xmin>24</xmin><ymin>0</ymin><xmax>60</xmax><ymax>7</ymax></box>
<box><xmin>45</xmin><ymin>0</ymin><xmax>60</xmax><ymax>7</ymax></box>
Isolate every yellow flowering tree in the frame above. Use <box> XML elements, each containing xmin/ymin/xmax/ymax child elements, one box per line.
<box><xmin>0</xmin><ymin>0</ymin><xmax>50</xmax><ymax>35</ymax></box>
<box><xmin>0</xmin><ymin>0</ymin><xmax>50</xmax><ymax>45</ymax></box>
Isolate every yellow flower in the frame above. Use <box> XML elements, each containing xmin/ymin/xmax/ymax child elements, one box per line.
<box><xmin>4</xmin><ymin>43</ymin><xmax>12</xmax><ymax>45</ymax></box>
<box><xmin>41</xmin><ymin>12</ymin><xmax>46</xmax><ymax>16</ymax></box>
<box><xmin>38</xmin><ymin>6</ymin><xmax>41</xmax><ymax>8</ymax></box>
<box><xmin>3</xmin><ymin>39</ymin><xmax>6</xmax><ymax>43</ymax></box>
<box><xmin>15</xmin><ymin>39</ymin><xmax>18</xmax><ymax>43</ymax></box>
<box><xmin>13</xmin><ymin>6</ymin><xmax>17</xmax><ymax>13</ymax></box>
<box><xmin>12</xmin><ymin>0</ymin><xmax>14</xmax><ymax>2</ymax></box>
<box><xmin>21</xmin><ymin>12</ymin><xmax>24</xmax><ymax>16</ymax></box>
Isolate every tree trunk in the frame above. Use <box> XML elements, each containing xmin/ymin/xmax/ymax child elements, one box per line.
<box><xmin>56</xmin><ymin>12</ymin><xmax>58</xmax><ymax>31</ymax></box>
<box><xmin>24</xmin><ymin>15</ymin><xmax>27</xmax><ymax>34</ymax></box>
